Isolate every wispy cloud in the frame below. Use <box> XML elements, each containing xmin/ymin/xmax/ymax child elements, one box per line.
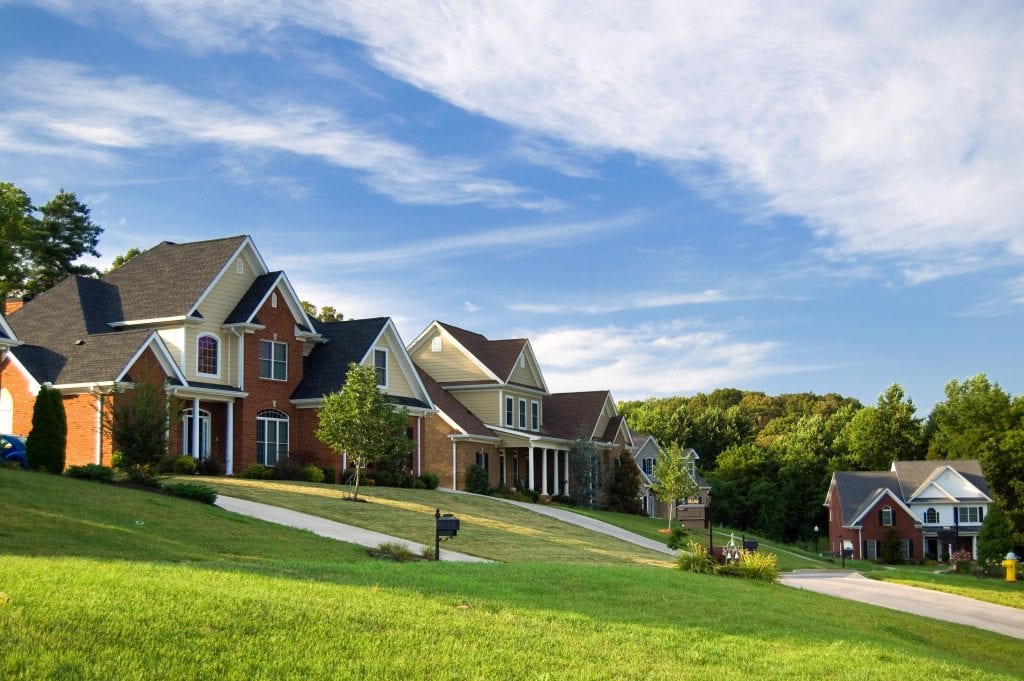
<box><xmin>510</xmin><ymin>289</ymin><xmax>736</xmax><ymax>315</ymax></box>
<box><xmin>528</xmin><ymin>320</ymin><xmax>817</xmax><ymax>399</ymax></box>
<box><xmin>0</xmin><ymin>58</ymin><xmax>552</xmax><ymax>209</ymax></box>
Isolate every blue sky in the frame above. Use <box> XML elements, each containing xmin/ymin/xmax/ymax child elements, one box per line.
<box><xmin>2</xmin><ymin>2</ymin><xmax>1022</xmax><ymax>412</ymax></box>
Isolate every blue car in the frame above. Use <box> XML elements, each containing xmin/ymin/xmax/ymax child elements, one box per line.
<box><xmin>1</xmin><ymin>434</ymin><xmax>27</xmax><ymax>468</ymax></box>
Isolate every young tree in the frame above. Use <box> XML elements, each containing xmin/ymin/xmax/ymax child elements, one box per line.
<box><xmin>316</xmin><ymin>363</ymin><xmax>412</xmax><ymax>500</ymax></box>
<box><xmin>652</xmin><ymin>444</ymin><xmax>699</xmax><ymax>530</ymax></box>
<box><xmin>26</xmin><ymin>385</ymin><xmax>67</xmax><ymax>473</ymax></box>
<box><xmin>108</xmin><ymin>371</ymin><xmax>179</xmax><ymax>477</ymax></box>
<box><xmin>607</xmin><ymin>454</ymin><xmax>643</xmax><ymax>514</ymax></box>
<box><xmin>24</xmin><ymin>189</ymin><xmax>103</xmax><ymax>295</ymax></box>
<box><xmin>879</xmin><ymin>528</ymin><xmax>903</xmax><ymax>564</ymax></box>
<box><xmin>568</xmin><ymin>433</ymin><xmax>603</xmax><ymax>509</ymax></box>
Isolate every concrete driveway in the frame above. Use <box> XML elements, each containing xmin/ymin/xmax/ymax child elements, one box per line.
<box><xmin>781</xmin><ymin>570</ymin><xmax>1024</xmax><ymax>640</ymax></box>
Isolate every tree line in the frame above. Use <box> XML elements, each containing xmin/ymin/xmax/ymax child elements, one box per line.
<box><xmin>619</xmin><ymin>376</ymin><xmax>1024</xmax><ymax>546</ymax></box>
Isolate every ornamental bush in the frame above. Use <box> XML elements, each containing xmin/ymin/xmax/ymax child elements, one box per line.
<box><xmin>172</xmin><ymin>456</ymin><xmax>198</xmax><ymax>475</ymax></box>
<box><xmin>418</xmin><ymin>472</ymin><xmax>439</xmax><ymax>490</ymax></box>
<box><xmin>464</xmin><ymin>463</ymin><xmax>490</xmax><ymax>495</ymax></box>
<box><xmin>241</xmin><ymin>463</ymin><xmax>269</xmax><ymax>479</ymax></box>
<box><xmin>26</xmin><ymin>385</ymin><xmax>67</xmax><ymax>474</ymax></box>
<box><xmin>163</xmin><ymin>482</ymin><xmax>218</xmax><ymax>504</ymax></box>
<box><xmin>666</xmin><ymin>526</ymin><xmax>689</xmax><ymax>550</ymax></box>
<box><xmin>65</xmin><ymin>464</ymin><xmax>113</xmax><ymax>481</ymax></box>
<box><xmin>676</xmin><ymin>541</ymin><xmax>716</xmax><ymax>574</ymax></box>
<box><xmin>304</xmin><ymin>465</ymin><xmax>325</xmax><ymax>483</ymax></box>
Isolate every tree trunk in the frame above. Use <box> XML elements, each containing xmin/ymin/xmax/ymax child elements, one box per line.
<box><xmin>352</xmin><ymin>464</ymin><xmax>361</xmax><ymax>500</ymax></box>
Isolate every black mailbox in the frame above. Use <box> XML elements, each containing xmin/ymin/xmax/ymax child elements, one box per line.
<box><xmin>436</xmin><ymin>517</ymin><xmax>460</xmax><ymax>537</ymax></box>
<box><xmin>743</xmin><ymin>540</ymin><xmax>758</xmax><ymax>552</ymax></box>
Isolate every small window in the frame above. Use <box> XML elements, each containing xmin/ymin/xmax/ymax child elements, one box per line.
<box><xmin>880</xmin><ymin>506</ymin><xmax>894</xmax><ymax>526</ymax></box>
<box><xmin>518</xmin><ymin>399</ymin><xmax>527</xmax><ymax>429</ymax></box>
<box><xmin>642</xmin><ymin>457</ymin><xmax>654</xmax><ymax>476</ymax></box>
<box><xmin>475</xmin><ymin>451</ymin><xmax>489</xmax><ymax>471</ymax></box>
<box><xmin>924</xmin><ymin>508</ymin><xmax>939</xmax><ymax>524</ymax></box>
<box><xmin>196</xmin><ymin>334</ymin><xmax>219</xmax><ymax>376</ymax></box>
<box><xmin>530</xmin><ymin>400</ymin><xmax>539</xmax><ymax>431</ymax></box>
<box><xmin>505</xmin><ymin>396</ymin><xmax>514</xmax><ymax>427</ymax></box>
<box><xmin>431</xmin><ymin>336</ymin><xmax>442</xmax><ymax>352</ymax></box>
<box><xmin>374</xmin><ymin>349</ymin><xmax>387</xmax><ymax>387</ymax></box>
<box><xmin>236</xmin><ymin>259</ymin><xmax>244</xmax><ymax>274</ymax></box>
<box><xmin>866</xmin><ymin>539</ymin><xmax>879</xmax><ymax>560</ymax></box>
<box><xmin>271</xmin><ymin>292</ymin><xmax>278</xmax><ymax>308</ymax></box>
<box><xmin>519</xmin><ymin>354</ymin><xmax>525</xmax><ymax>368</ymax></box>
<box><xmin>259</xmin><ymin>340</ymin><xmax>287</xmax><ymax>380</ymax></box>
<box><xmin>900</xmin><ymin>539</ymin><xmax>911</xmax><ymax>561</ymax></box>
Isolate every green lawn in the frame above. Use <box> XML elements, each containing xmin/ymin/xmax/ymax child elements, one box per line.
<box><xmin>2</xmin><ymin>469</ymin><xmax>1023</xmax><ymax>680</ymax></box>
<box><xmin>867</xmin><ymin>567</ymin><xmax>1024</xmax><ymax>611</ymax></box>
<box><xmin>181</xmin><ymin>476</ymin><xmax>675</xmax><ymax>567</ymax></box>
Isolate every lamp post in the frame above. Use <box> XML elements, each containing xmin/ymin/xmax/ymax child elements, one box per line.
<box><xmin>813</xmin><ymin>525</ymin><xmax>819</xmax><ymax>555</ymax></box>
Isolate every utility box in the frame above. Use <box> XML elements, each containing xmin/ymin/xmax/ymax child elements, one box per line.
<box><xmin>436</xmin><ymin>516</ymin><xmax>460</xmax><ymax>537</ymax></box>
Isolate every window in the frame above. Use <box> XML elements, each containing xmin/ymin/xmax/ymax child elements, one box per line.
<box><xmin>519</xmin><ymin>354</ymin><xmax>525</xmax><ymax>368</ymax></box>
<box><xmin>530</xmin><ymin>401</ymin><xmax>539</xmax><ymax>431</ymax></box>
<box><xmin>431</xmin><ymin>336</ymin><xmax>442</xmax><ymax>352</ymax></box>
<box><xmin>956</xmin><ymin>506</ymin><xmax>983</xmax><ymax>524</ymax></box>
<box><xmin>271</xmin><ymin>292</ymin><xmax>278</xmax><ymax>308</ymax></box>
<box><xmin>880</xmin><ymin>506</ymin><xmax>894</xmax><ymax>526</ymax></box>
<box><xmin>256</xmin><ymin>409</ymin><xmax>289</xmax><ymax>466</ymax></box>
<box><xmin>197</xmin><ymin>334</ymin><xmax>219</xmax><ymax>376</ymax></box>
<box><xmin>475</xmin><ymin>451</ymin><xmax>489</xmax><ymax>471</ymax></box>
<box><xmin>900</xmin><ymin>539</ymin><xmax>912</xmax><ymax>562</ymax></box>
<box><xmin>924</xmin><ymin>508</ymin><xmax>939</xmax><ymax>524</ymax></box>
<box><xmin>499</xmin><ymin>454</ymin><xmax>506</xmax><ymax>485</ymax></box>
<box><xmin>236</xmin><ymin>258</ymin><xmax>244</xmax><ymax>274</ymax></box>
<box><xmin>865</xmin><ymin>539</ymin><xmax>879</xmax><ymax>560</ymax></box>
<box><xmin>642</xmin><ymin>457</ymin><xmax>654</xmax><ymax>476</ymax></box>
<box><xmin>513</xmin><ymin>454</ymin><xmax>519</xmax><ymax>485</ymax></box>
<box><xmin>505</xmin><ymin>396</ymin><xmax>514</xmax><ymax>427</ymax></box>
<box><xmin>518</xmin><ymin>399</ymin><xmax>527</xmax><ymax>429</ymax></box>
<box><xmin>259</xmin><ymin>340</ymin><xmax>287</xmax><ymax>380</ymax></box>
<box><xmin>374</xmin><ymin>349</ymin><xmax>387</xmax><ymax>387</ymax></box>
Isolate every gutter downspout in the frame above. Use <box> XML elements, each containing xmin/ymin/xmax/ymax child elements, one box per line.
<box><xmin>452</xmin><ymin>440</ymin><xmax>457</xmax><ymax>490</ymax></box>
<box><xmin>417</xmin><ymin>417</ymin><xmax>422</xmax><ymax>477</ymax></box>
<box><xmin>94</xmin><ymin>391</ymin><xmax>103</xmax><ymax>465</ymax></box>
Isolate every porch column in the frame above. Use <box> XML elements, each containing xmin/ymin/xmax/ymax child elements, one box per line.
<box><xmin>225</xmin><ymin>400</ymin><xmax>234</xmax><ymax>476</ymax></box>
<box><xmin>528</xmin><ymin>445</ymin><xmax>535</xmax><ymax>491</ymax></box>
<box><xmin>553</xmin><ymin>448</ymin><xmax>560</xmax><ymax>496</ymax></box>
<box><xmin>562</xmin><ymin>450</ymin><xmax>569</xmax><ymax>494</ymax></box>
<box><xmin>451</xmin><ymin>441</ymin><xmax>458</xmax><ymax>489</ymax></box>
<box><xmin>191</xmin><ymin>397</ymin><xmax>200</xmax><ymax>459</ymax></box>
<box><xmin>94</xmin><ymin>393</ymin><xmax>103</xmax><ymax>465</ymax></box>
<box><xmin>541</xmin><ymin>448</ymin><xmax>549</xmax><ymax>496</ymax></box>
<box><xmin>416</xmin><ymin>417</ymin><xmax>422</xmax><ymax>476</ymax></box>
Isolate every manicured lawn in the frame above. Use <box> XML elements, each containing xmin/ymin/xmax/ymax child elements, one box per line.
<box><xmin>2</xmin><ymin>469</ymin><xmax>1023</xmax><ymax>679</ymax></box>
<box><xmin>181</xmin><ymin>476</ymin><xmax>675</xmax><ymax>566</ymax></box>
<box><xmin>868</xmin><ymin>567</ymin><xmax>1024</xmax><ymax>611</ymax></box>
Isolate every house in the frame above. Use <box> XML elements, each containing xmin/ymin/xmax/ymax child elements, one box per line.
<box><xmin>0</xmin><ymin>312</ymin><xmax>22</xmax><ymax>433</ymax></box>
<box><xmin>631</xmin><ymin>433</ymin><xmax>711</xmax><ymax>526</ymax></box>
<box><xmin>409</xmin><ymin>321</ymin><xmax>633</xmax><ymax>493</ymax></box>
<box><xmin>825</xmin><ymin>460</ymin><xmax>992</xmax><ymax>561</ymax></box>
<box><xmin>0</xmin><ymin>235</ymin><xmax>433</xmax><ymax>474</ymax></box>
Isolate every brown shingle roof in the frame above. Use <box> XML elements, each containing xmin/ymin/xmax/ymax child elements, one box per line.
<box><xmin>416</xmin><ymin>367</ymin><xmax>495</xmax><ymax>438</ymax></box>
<box><xmin>437</xmin><ymin>321</ymin><xmax>527</xmax><ymax>381</ymax></box>
<box><xmin>892</xmin><ymin>459</ymin><xmax>990</xmax><ymax>499</ymax></box>
<box><xmin>542</xmin><ymin>390</ymin><xmax>611</xmax><ymax>440</ymax></box>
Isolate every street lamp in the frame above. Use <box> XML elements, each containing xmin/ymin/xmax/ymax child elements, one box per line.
<box><xmin>813</xmin><ymin>525</ymin><xmax>819</xmax><ymax>554</ymax></box>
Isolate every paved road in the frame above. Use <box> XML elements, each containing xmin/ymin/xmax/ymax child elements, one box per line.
<box><xmin>440</xmin><ymin>488</ymin><xmax>678</xmax><ymax>557</ymax></box>
<box><xmin>215</xmin><ymin>495</ymin><xmax>489</xmax><ymax>563</ymax></box>
<box><xmin>781</xmin><ymin>570</ymin><xmax>1024</xmax><ymax>640</ymax></box>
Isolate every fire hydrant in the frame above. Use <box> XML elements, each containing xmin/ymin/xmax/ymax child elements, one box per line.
<box><xmin>1002</xmin><ymin>552</ymin><xmax>1018</xmax><ymax>582</ymax></box>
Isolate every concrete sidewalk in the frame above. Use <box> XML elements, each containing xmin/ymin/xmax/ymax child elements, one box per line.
<box><xmin>781</xmin><ymin>570</ymin><xmax>1024</xmax><ymax>640</ymax></box>
<box><xmin>440</xmin><ymin>488</ymin><xmax>678</xmax><ymax>557</ymax></box>
<box><xmin>215</xmin><ymin>495</ymin><xmax>489</xmax><ymax>563</ymax></box>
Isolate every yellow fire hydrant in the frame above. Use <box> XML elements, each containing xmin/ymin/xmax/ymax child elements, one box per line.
<box><xmin>1002</xmin><ymin>552</ymin><xmax>1017</xmax><ymax>582</ymax></box>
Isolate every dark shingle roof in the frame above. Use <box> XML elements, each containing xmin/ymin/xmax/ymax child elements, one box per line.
<box><xmin>291</xmin><ymin>318</ymin><xmax>388</xmax><ymax>400</ymax></box>
<box><xmin>101</xmin><ymin>236</ymin><xmax>247</xmax><ymax>320</ymax></box>
<box><xmin>417</xmin><ymin>367</ymin><xmax>495</xmax><ymax>438</ymax></box>
<box><xmin>225</xmin><ymin>272</ymin><xmax>281</xmax><ymax>324</ymax></box>
<box><xmin>832</xmin><ymin>471</ymin><xmax>901</xmax><ymax>525</ymax></box>
<box><xmin>437</xmin><ymin>322</ymin><xmax>527</xmax><ymax>381</ymax></box>
<box><xmin>601</xmin><ymin>414</ymin><xmax>626</xmax><ymax>443</ymax></box>
<box><xmin>542</xmin><ymin>390</ymin><xmax>611</xmax><ymax>440</ymax></box>
<box><xmin>892</xmin><ymin>459</ymin><xmax>990</xmax><ymax>499</ymax></box>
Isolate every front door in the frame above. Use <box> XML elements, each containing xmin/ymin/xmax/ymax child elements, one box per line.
<box><xmin>182</xmin><ymin>409</ymin><xmax>211</xmax><ymax>460</ymax></box>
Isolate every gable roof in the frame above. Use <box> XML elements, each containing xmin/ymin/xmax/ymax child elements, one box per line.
<box><xmin>102</xmin><ymin>235</ymin><xmax>250</xmax><ymax>322</ymax></box>
<box><xmin>830</xmin><ymin>470</ymin><xmax>902</xmax><ymax>526</ymax></box>
<box><xmin>0</xmin><ymin>311</ymin><xmax>19</xmax><ymax>346</ymax></box>
<box><xmin>892</xmin><ymin>459</ymin><xmax>990</xmax><ymax>500</ymax></box>
<box><xmin>435</xmin><ymin>322</ymin><xmax>528</xmax><ymax>382</ymax></box>
<box><xmin>292</xmin><ymin>318</ymin><xmax>389</xmax><ymax>400</ymax></box>
<box><xmin>542</xmin><ymin>390</ymin><xmax>612</xmax><ymax>440</ymax></box>
<box><xmin>224</xmin><ymin>272</ymin><xmax>281</xmax><ymax>325</ymax></box>
<box><xmin>416</xmin><ymin>368</ymin><xmax>495</xmax><ymax>438</ymax></box>
<box><xmin>848</xmin><ymin>486</ymin><xmax>919</xmax><ymax>527</ymax></box>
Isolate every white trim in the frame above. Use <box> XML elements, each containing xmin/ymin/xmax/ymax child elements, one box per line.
<box><xmin>504</xmin><ymin>394</ymin><xmax>514</xmax><ymax>428</ymax></box>
<box><xmin>5</xmin><ymin>351</ymin><xmax>43</xmax><ymax>396</ymax></box>
<box><xmin>94</xmin><ymin>392</ymin><xmax>103</xmax><ymax>465</ymax></box>
<box><xmin>108</xmin><ymin>315</ymin><xmax>189</xmax><ymax>329</ymax></box>
<box><xmin>907</xmin><ymin>464</ymin><xmax>993</xmax><ymax>503</ymax></box>
<box><xmin>361</xmin><ymin>320</ymin><xmax>434</xmax><ymax>409</ymax></box>
<box><xmin>225</xmin><ymin>400</ymin><xmax>234</xmax><ymax>475</ymax></box>
<box><xmin>518</xmin><ymin>398</ymin><xmax>527</xmax><ymax>430</ymax></box>
<box><xmin>416</xmin><ymin>417</ymin><xmax>422</xmax><ymax>476</ymax></box>
<box><xmin>530</xmin><ymin>399</ymin><xmax>540</xmax><ymax>432</ymax></box>
<box><xmin>114</xmin><ymin>331</ymin><xmax>189</xmax><ymax>386</ymax></box>
<box><xmin>373</xmin><ymin>347</ymin><xmax>389</xmax><ymax>389</ymax></box>
<box><xmin>848</xmin><ymin>488</ymin><xmax>920</xmax><ymax>527</ymax></box>
<box><xmin>509</xmin><ymin>340</ymin><xmax>550</xmax><ymax>393</ymax></box>
<box><xmin>451</xmin><ymin>441</ymin><xmax>457</xmax><ymax>489</ymax></box>
<box><xmin>0</xmin><ymin>314</ymin><xmax>20</xmax><ymax>346</ymax></box>
<box><xmin>171</xmin><ymin>385</ymin><xmax>248</xmax><ymax>401</ymax></box>
<box><xmin>407</xmin><ymin>321</ymin><xmax>502</xmax><ymax>383</ymax></box>
<box><xmin>258</xmin><ymin>339</ymin><xmax>288</xmax><ymax>381</ymax></box>
<box><xmin>189</xmin><ymin>237</ymin><xmax>268</xmax><ymax>317</ymax></box>
<box><xmin>445</xmin><ymin>382</ymin><xmax>546</xmax><ymax>396</ymax></box>
<box><xmin>195</xmin><ymin>332</ymin><xmax>221</xmax><ymax>379</ymax></box>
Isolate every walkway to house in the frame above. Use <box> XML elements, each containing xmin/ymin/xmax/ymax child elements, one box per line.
<box><xmin>439</xmin><ymin>488</ymin><xmax>678</xmax><ymax>557</ymax></box>
<box><xmin>781</xmin><ymin>570</ymin><xmax>1024</xmax><ymax>640</ymax></box>
<box><xmin>215</xmin><ymin>495</ymin><xmax>490</xmax><ymax>563</ymax></box>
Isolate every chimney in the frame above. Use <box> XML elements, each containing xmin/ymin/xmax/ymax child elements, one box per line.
<box><xmin>3</xmin><ymin>297</ymin><xmax>25</xmax><ymax>315</ymax></box>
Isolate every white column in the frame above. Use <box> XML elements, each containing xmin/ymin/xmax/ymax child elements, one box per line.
<box><xmin>416</xmin><ymin>417</ymin><xmax>422</xmax><ymax>476</ymax></box>
<box><xmin>542</xmin><ymin>448</ymin><xmax>549</xmax><ymax>496</ymax></box>
<box><xmin>527</xmin><ymin>445</ymin><xmax>535</xmax><ymax>491</ymax></box>
<box><xmin>451</xmin><ymin>441</ymin><xmax>458</xmax><ymax>489</ymax></box>
<box><xmin>553</xmin><ymin>448</ymin><xmax>560</xmax><ymax>497</ymax></box>
<box><xmin>562</xmin><ymin>450</ymin><xmax>569</xmax><ymax>494</ymax></box>
<box><xmin>225</xmin><ymin>400</ymin><xmax>234</xmax><ymax>476</ymax></box>
<box><xmin>191</xmin><ymin>397</ymin><xmax>200</xmax><ymax>459</ymax></box>
<box><xmin>94</xmin><ymin>393</ymin><xmax>103</xmax><ymax>465</ymax></box>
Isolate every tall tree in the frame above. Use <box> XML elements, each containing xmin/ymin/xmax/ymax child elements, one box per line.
<box><xmin>26</xmin><ymin>385</ymin><xmax>67</xmax><ymax>474</ymax></box>
<box><xmin>651</xmin><ymin>444</ymin><xmax>699</xmax><ymax>530</ymax></box>
<box><xmin>105</xmin><ymin>247</ymin><xmax>143</xmax><ymax>273</ymax></box>
<box><xmin>316</xmin><ymin>363</ymin><xmax>412</xmax><ymax>500</ymax></box>
<box><xmin>568</xmin><ymin>433</ymin><xmax>604</xmax><ymax>509</ymax></box>
<box><xmin>24</xmin><ymin>189</ymin><xmax>103</xmax><ymax>294</ymax></box>
<box><xmin>927</xmin><ymin>374</ymin><xmax>1013</xmax><ymax>460</ymax></box>
<box><xmin>607</xmin><ymin>454</ymin><xmax>643</xmax><ymax>514</ymax></box>
<box><xmin>0</xmin><ymin>181</ymin><xmax>34</xmax><ymax>307</ymax></box>
<box><xmin>840</xmin><ymin>383</ymin><xmax>925</xmax><ymax>470</ymax></box>
<box><xmin>981</xmin><ymin>404</ymin><xmax>1024</xmax><ymax>545</ymax></box>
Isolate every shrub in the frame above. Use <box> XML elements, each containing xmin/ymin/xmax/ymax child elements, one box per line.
<box><xmin>464</xmin><ymin>463</ymin><xmax>490</xmax><ymax>495</ymax></box>
<box><xmin>65</xmin><ymin>464</ymin><xmax>113</xmax><ymax>481</ymax></box>
<box><xmin>274</xmin><ymin>458</ymin><xmax>305</xmax><ymax>481</ymax></box>
<box><xmin>723</xmin><ymin>550</ymin><xmax>779</xmax><ymax>582</ymax></box>
<box><xmin>172</xmin><ymin>456</ymin><xmax>198</xmax><ymax>475</ymax></box>
<box><xmin>162</xmin><ymin>482</ymin><xmax>218</xmax><ymax>504</ymax></box>
<box><xmin>321</xmin><ymin>465</ymin><xmax>336</xmax><ymax>484</ymax></box>
<box><xmin>879</xmin><ymin>528</ymin><xmax>904</xmax><ymax>564</ymax></box>
<box><xmin>666</xmin><ymin>526</ymin><xmax>689</xmax><ymax>550</ymax></box>
<box><xmin>551</xmin><ymin>494</ymin><xmax>575</xmax><ymax>506</ymax></box>
<box><xmin>951</xmin><ymin>549</ymin><xmax>974</xmax><ymax>574</ymax></box>
<box><xmin>196</xmin><ymin>456</ymin><xmax>225</xmax><ymax>476</ymax></box>
<box><xmin>26</xmin><ymin>384</ymin><xmax>67</xmax><ymax>474</ymax></box>
<box><xmin>240</xmin><ymin>463</ymin><xmax>269</xmax><ymax>479</ymax></box>
<box><xmin>370</xmin><ymin>541</ymin><xmax>421</xmax><ymax>562</ymax></box>
<box><xmin>607</xmin><ymin>455</ymin><xmax>643</xmax><ymax>515</ymax></box>
<box><xmin>126</xmin><ymin>469</ymin><xmax>162</xmax><ymax>488</ymax></box>
<box><xmin>676</xmin><ymin>541</ymin><xmax>716</xmax><ymax>574</ymax></box>
<box><xmin>418</xmin><ymin>472</ymin><xmax>439</xmax><ymax>490</ymax></box>
<box><xmin>979</xmin><ymin>506</ymin><xmax>1014</xmax><ymax>567</ymax></box>
<box><xmin>304</xmin><ymin>465</ymin><xmax>325</xmax><ymax>483</ymax></box>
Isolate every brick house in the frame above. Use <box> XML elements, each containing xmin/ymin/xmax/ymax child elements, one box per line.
<box><xmin>825</xmin><ymin>460</ymin><xmax>992</xmax><ymax>561</ymax></box>
<box><xmin>407</xmin><ymin>321</ymin><xmax>634</xmax><ymax>494</ymax></box>
<box><xmin>0</xmin><ymin>235</ymin><xmax>433</xmax><ymax>474</ymax></box>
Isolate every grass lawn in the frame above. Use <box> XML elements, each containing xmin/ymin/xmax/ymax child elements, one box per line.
<box><xmin>179</xmin><ymin>476</ymin><xmax>674</xmax><ymax>567</ymax></box>
<box><xmin>3</xmin><ymin>469</ymin><xmax>1023</xmax><ymax>680</ymax></box>
<box><xmin>867</xmin><ymin>567</ymin><xmax>1024</xmax><ymax>611</ymax></box>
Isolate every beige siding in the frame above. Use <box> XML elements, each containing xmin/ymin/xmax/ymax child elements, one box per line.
<box><xmin>412</xmin><ymin>333</ymin><xmax>490</xmax><ymax>383</ymax></box>
<box><xmin>495</xmin><ymin>390</ymin><xmax>543</xmax><ymax>432</ymax></box>
<box><xmin>509</xmin><ymin>355</ymin><xmax>542</xmax><ymax>389</ymax></box>
<box><xmin>362</xmin><ymin>339</ymin><xmax>415</xmax><ymax>400</ymax></box>
<box><xmin>183</xmin><ymin>324</ymin><xmax>233</xmax><ymax>385</ymax></box>
<box><xmin>451</xmin><ymin>389</ymin><xmax>500</xmax><ymax>425</ymax></box>
<box><xmin>157</xmin><ymin>327</ymin><xmax>186</xmax><ymax>372</ymax></box>
<box><xmin>195</xmin><ymin>252</ymin><xmax>258</xmax><ymax>324</ymax></box>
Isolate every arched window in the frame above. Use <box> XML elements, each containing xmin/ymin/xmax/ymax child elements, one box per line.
<box><xmin>642</xmin><ymin>457</ymin><xmax>654</xmax><ymax>476</ymax></box>
<box><xmin>924</xmin><ymin>508</ymin><xmax>939</xmax><ymax>524</ymax></box>
<box><xmin>880</xmin><ymin>506</ymin><xmax>894</xmax><ymax>526</ymax></box>
<box><xmin>197</xmin><ymin>334</ymin><xmax>219</xmax><ymax>376</ymax></box>
<box><xmin>0</xmin><ymin>387</ymin><xmax>13</xmax><ymax>433</ymax></box>
<box><xmin>256</xmin><ymin>409</ymin><xmax>289</xmax><ymax>466</ymax></box>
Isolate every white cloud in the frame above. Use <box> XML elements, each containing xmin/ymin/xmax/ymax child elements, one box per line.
<box><xmin>0</xmin><ymin>58</ymin><xmax>551</xmax><ymax>209</ymax></box>
<box><xmin>510</xmin><ymin>289</ymin><xmax>734</xmax><ymax>315</ymax></box>
<box><xmin>528</xmin><ymin>320</ymin><xmax>815</xmax><ymax>399</ymax></box>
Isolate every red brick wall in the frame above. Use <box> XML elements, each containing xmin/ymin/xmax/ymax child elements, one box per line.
<box><xmin>858</xmin><ymin>495</ymin><xmax>920</xmax><ymax>560</ymax></box>
<box><xmin>1</xmin><ymin>355</ymin><xmax>36</xmax><ymax>436</ymax></box>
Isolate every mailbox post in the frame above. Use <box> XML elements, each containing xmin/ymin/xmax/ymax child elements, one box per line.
<box><xmin>434</xmin><ymin>507</ymin><xmax>460</xmax><ymax>561</ymax></box>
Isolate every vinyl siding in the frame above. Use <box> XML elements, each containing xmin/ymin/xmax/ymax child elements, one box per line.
<box><xmin>195</xmin><ymin>252</ymin><xmax>258</xmax><ymax>324</ymax></box>
<box><xmin>157</xmin><ymin>327</ymin><xmax>186</xmax><ymax>374</ymax></box>
<box><xmin>411</xmin><ymin>334</ymin><xmax>491</xmax><ymax>383</ymax></box>
<box><xmin>182</xmin><ymin>325</ymin><xmax>233</xmax><ymax>385</ymax></box>
<box><xmin>451</xmin><ymin>389</ymin><xmax>500</xmax><ymax>425</ymax></box>
<box><xmin>509</xmin><ymin>356</ymin><xmax>542</xmax><ymax>388</ymax></box>
<box><xmin>362</xmin><ymin>338</ymin><xmax>416</xmax><ymax>400</ymax></box>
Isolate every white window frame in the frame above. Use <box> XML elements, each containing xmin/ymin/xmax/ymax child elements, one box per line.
<box><xmin>530</xmin><ymin>400</ymin><xmax>539</xmax><ymax>431</ymax></box>
<box><xmin>196</xmin><ymin>332</ymin><xmax>220</xmax><ymax>378</ymax></box>
<box><xmin>518</xmin><ymin>398</ymin><xmax>527</xmax><ymax>429</ymax></box>
<box><xmin>866</xmin><ymin>539</ymin><xmax>879</xmax><ymax>560</ymax></box>
<box><xmin>957</xmin><ymin>506</ymin><xmax>982</xmax><ymax>523</ymax></box>
<box><xmin>431</xmin><ymin>336</ymin><xmax>442</xmax><ymax>352</ymax></box>
<box><xmin>924</xmin><ymin>508</ymin><xmax>939</xmax><ymax>524</ymax></box>
<box><xmin>259</xmin><ymin>340</ymin><xmax>287</xmax><ymax>381</ymax></box>
<box><xmin>505</xmin><ymin>396</ymin><xmax>514</xmax><ymax>427</ymax></box>
<box><xmin>374</xmin><ymin>348</ymin><xmax>388</xmax><ymax>388</ymax></box>
<box><xmin>256</xmin><ymin>408</ymin><xmax>289</xmax><ymax>466</ymax></box>
<box><xmin>880</xmin><ymin>506</ymin><xmax>894</xmax><ymax>526</ymax></box>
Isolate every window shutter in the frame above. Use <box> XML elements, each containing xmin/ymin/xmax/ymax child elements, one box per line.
<box><xmin>878</xmin><ymin>509</ymin><xmax>883</xmax><ymax>525</ymax></box>
<box><xmin>953</xmin><ymin>507</ymin><xmax>958</xmax><ymax>523</ymax></box>
<box><xmin>908</xmin><ymin>539</ymin><xmax>914</xmax><ymax>560</ymax></box>
<box><xmin>862</xmin><ymin>540</ymin><xmax>867</xmax><ymax>559</ymax></box>
<box><xmin>979</xmin><ymin>508</ymin><xmax>984</xmax><ymax>523</ymax></box>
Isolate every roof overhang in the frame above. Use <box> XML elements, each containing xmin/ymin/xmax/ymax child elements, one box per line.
<box><xmin>171</xmin><ymin>385</ymin><xmax>249</xmax><ymax>401</ymax></box>
<box><xmin>450</xmin><ymin>433</ymin><xmax>502</xmax><ymax>444</ymax></box>
<box><xmin>108</xmin><ymin>315</ymin><xmax>190</xmax><ymax>328</ymax></box>
<box><xmin>908</xmin><ymin>465</ymin><xmax>993</xmax><ymax>503</ymax></box>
